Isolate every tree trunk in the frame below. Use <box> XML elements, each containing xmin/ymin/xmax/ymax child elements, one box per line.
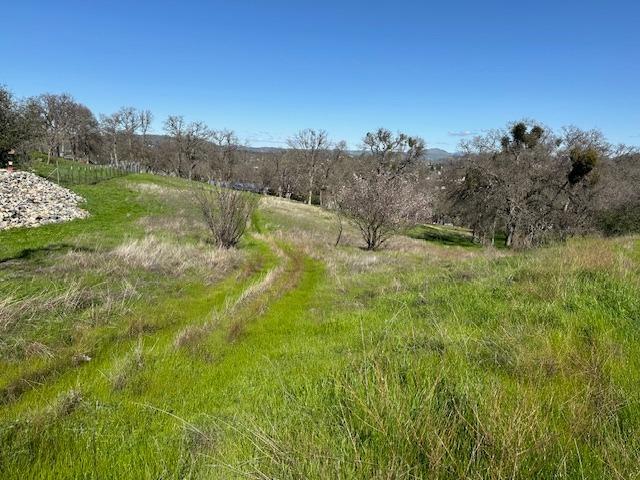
<box><xmin>506</xmin><ymin>202</ymin><xmax>517</xmax><ymax>248</ymax></box>
<box><xmin>334</xmin><ymin>215</ymin><xmax>343</xmax><ymax>247</ymax></box>
<box><xmin>112</xmin><ymin>140</ymin><xmax>118</xmax><ymax>166</ymax></box>
<box><xmin>307</xmin><ymin>173</ymin><xmax>314</xmax><ymax>205</ymax></box>
<box><xmin>490</xmin><ymin>216</ymin><xmax>497</xmax><ymax>246</ymax></box>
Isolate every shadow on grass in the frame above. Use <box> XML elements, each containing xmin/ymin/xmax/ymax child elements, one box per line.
<box><xmin>408</xmin><ymin>225</ymin><xmax>509</xmax><ymax>249</ymax></box>
<box><xmin>408</xmin><ymin>225</ymin><xmax>478</xmax><ymax>248</ymax></box>
<box><xmin>0</xmin><ymin>243</ymin><xmax>95</xmax><ymax>264</ymax></box>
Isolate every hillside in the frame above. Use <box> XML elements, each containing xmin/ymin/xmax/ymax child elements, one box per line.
<box><xmin>1</xmin><ymin>164</ymin><xmax>639</xmax><ymax>479</ymax></box>
<box><xmin>425</xmin><ymin>147</ymin><xmax>454</xmax><ymax>161</ymax></box>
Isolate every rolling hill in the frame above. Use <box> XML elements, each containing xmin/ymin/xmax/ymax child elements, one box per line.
<box><xmin>0</xmin><ymin>162</ymin><xmax>638</xmax><ymax>479</ymax></box>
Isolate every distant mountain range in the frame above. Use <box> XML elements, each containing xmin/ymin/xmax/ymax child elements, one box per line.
<box><xmin>425</xmin><ymin>148</ymin><xmax>454</xmax><ymax>162</ymax></box>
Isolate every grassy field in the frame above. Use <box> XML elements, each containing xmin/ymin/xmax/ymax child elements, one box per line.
<box><xmin>1</xmin><ymin>165</ymin><xmax>639</xmax><ymax>478</ymax></box>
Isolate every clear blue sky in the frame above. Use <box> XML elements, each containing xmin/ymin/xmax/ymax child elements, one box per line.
<box><xmin>1</xmin><ymin>0</ymin><xmax>638</xmax><ymax>150</ymax></box>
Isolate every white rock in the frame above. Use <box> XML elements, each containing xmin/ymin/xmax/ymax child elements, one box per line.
<box><xmin>0</xmin><ymin>171</ymin><xmax>89</xmax><ymax>230</ymax></box>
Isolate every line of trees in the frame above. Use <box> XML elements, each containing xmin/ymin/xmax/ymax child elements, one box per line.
<box><xmin>1</xmin><ymin>85</ymin><xmax>638</xmax><ymax>249</ymax></box>
<box><xmin>435</xmin><ymin>121</ymin><xmax>639</xmax><ymax>248</ymax></box>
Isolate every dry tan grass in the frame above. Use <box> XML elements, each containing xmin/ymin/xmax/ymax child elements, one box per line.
<box><xmin>0</xmin><ymin>279</ymin><xmax>143</xmax><ymax>360</ymax></box>
<box><xmin>261</xmin><ymin>197</ymin><xmax>340</xmax><ymax>238</ymax></box>
<box><xmin>111</xmin><ymin>236</ymin><xmax>242</xmax><ymax>276</ymax></box>
<box><xmin>110</xmin><ymin>339</ymin><xmax>146</xmax><ymax>391</ymax></box>
<box><xmin>266</xmin><ymin>218</ymin><xmax>497</xmax><ymax>295</ymax></box>
<box><xmin>510</xmin><ymin>236</ymin><xmax>639</xmax><ymax>302</ymax></box>
<box><xmin>138</xmin><ymin>215</ymin><xmax>205</xmax><ymax>238</ymax></box>
<box><xmin>231</xmin><ymin>263</ymin><xmax>283</xmax><ymax>309</ymax></box>
<box><xmin>2</xmin><ymin>232</ymin><xmax>243</xmax><ymax>362</ymax></box>
<box><xmin>50</xmin><ymin>235</ymin><xmax>242</xmax><ymax>282</ymax></box>
<box><xmin>173</xmin><ymin>324</ymin><xmax>210</xmax><ymax>351</ymax></box>
<box><xmin>47</xmin><ymin>389</ymin><xmax>84</xmax><ymax>419</ymax></box>
<box><xmin>23</xmin><ymin>342</ymin><xmax>54</xmax><ymax>359</ymax></box>
<box><xmin>128</xmin><ymin>182</ymin><xmax>183</xmax><ymax>197</ymax></box>
<box><xmin>261</xmin><ymin>196</ymin><xmax>335</xmax><ymax>221</ymax></box>
<box><xmin>528</xmin><ymin>237</ymin><xmax>639</xmax><ymax>276</ymax></box>
<box><xmin>0</xmin><ymin>297</ymin><xmax>31</xmax><ymax>333</ymax></box>
<box><xmin>1</xmin><ymin>282</ymin><xmax>98</xmax><ymax>330</ymax></box>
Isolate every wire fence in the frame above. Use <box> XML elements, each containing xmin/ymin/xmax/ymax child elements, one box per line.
<box><xmin>47</xmin><ymin>164</ymin><xmax>127</xmax><ymax>185</ymax></box>
<box><xmin>38</xmin><ymin>161</ymin><xmax>148</xmax><ymax>186</ymax></box>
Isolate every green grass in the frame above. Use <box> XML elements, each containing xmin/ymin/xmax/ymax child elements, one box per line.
<box><xmin>238</xmin><ymin>239</ymin><xmax>640</xmax><ymax>478</ymax></box>
<box><xmin>408</xmin><ymin>223</ymin><xmax>508</xmax><ymax>248</ymax></box>
<box><xmin>1</xmin><ymin>162</ymin><xmax>640</xmax><ymax>478</ymax></box>
<box><xmin>408</xmin><ymin>223</ymin><xmax>478</xmax><ymax>247</ymax></box>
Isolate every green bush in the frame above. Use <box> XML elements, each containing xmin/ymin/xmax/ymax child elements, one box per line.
<box><xmin>597</xmin><ymin>204</ymin><xmax>640</xmax><ymax>236</ymax></box>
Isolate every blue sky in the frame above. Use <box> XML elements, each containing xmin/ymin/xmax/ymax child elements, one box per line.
<box><xmin>1</xmin><ymin>0</ymin><xmax>638</xmax><ymax>150</ymax></box>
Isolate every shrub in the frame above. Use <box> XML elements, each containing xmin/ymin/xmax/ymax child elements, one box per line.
<box><xmin>194</xmin><ymin>185</ymin><xmax>259</xmax><ymax>248</ymax></box>
<box><xmin>596</xmin><ymin>203</ymin><xmax>640</xmax><ymax>236</ymax></box>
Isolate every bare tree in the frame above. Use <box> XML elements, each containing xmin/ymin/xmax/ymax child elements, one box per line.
<box><xmin>194</xmin><ymin>186</ymin><xmax>259</xmax><ymax>248</ymax></box>
<box><xmin>33</xmin><ymin>93</ymin><xmax>75</xmax><ymax>162</ymax></box>
<box><xmin>138</xmin><ymin>109</ymin><xmax>153</xmax><ymax>166</ymax></box>
<box><xmin>0</xmin><ymin>86</ymin><xmax>41</xmax><ymax>166</ymax></box>
<box><xmin>67</xmin><ymin>103</ymin><xmax>100</xmax><ymax>161</ymax></box>
<box><xmin>163</xmin><ymin>115</ymin><xmax>212</xmax><ymax>180</ymax></box>
<box><xmin>118</xmin><ymin>107</ymin><xmax>142</xmax><ymax>162</ymax></box>
<box><xmin>100</xmin><ymin>112</ymin><xmax>122</xmax><ymax>165</ymax></box>
<box><xmin>363</xmin><ymin>128</ymin><xmax>425</xmax><ymax>176</ymax></box>
<box><xmin>210</xmin><ymin>129</ymin><xmax>239</xmax><ymax>181</ymax></box>
<box><xmin>287</xmin><ymin>129</ymin><xmax>330</xmax><ymax>205</ymax></box>
<box><xmin>318</xmin><ymin>140</ymin><xmax>347</xmax><ymax>207</ymax></box>
<box><xmin>333</xmin><ymin>129</ymin><xmax>430</xmax><ymax>249</ymax></box>
<box><xmin>441</xmin><ymin>121</ymin><xmax>606</xmax><ymax>248</ymax></box>
<box><xmin>594</xmin><ymin>151</ymin><xmax>640</xmax><ymax>235</ymax></box>
<box><xmin>272</xmin><ymin>149</ymin><xmax>301</xmax><ymax>199</ymax></box>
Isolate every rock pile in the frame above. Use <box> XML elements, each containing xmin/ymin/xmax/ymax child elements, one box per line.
<box><xmin>0</xmin><ymin>170</ymin><xmax>89</xmax><ymax>230</ymax></box>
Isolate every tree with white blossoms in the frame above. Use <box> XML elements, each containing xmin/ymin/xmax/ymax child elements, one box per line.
<box><xmin>335</xmin><ymin>129</ymin><xmax>430</xmax><ymax>250</ymax></box>
<box><xmin>337</xmin><ymin>172</ymin><xmax>430</xmax><ymax>250</ymax></box>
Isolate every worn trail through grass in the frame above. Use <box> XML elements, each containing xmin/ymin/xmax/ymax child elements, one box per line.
<box><xmin>0</xmin><ymin>210</ymin><xmax>326</xmax><ymax>478</ymax></box>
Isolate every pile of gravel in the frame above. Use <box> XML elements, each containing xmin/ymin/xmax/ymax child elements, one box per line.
<box><xmin>0</xmin><ymin>170</ymin><xmax>89</xmax><ymax>230</ymax></box>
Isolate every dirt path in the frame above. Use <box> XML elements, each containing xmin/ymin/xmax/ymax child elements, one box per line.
<box><xmin>0</xmin><ymin>234</ymin><xmax>318</xmax><ymax>416</ymax></box>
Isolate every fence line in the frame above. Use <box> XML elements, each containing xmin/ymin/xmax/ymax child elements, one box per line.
<box><xmin>45</xmin><ymin>163</ymin><xmax>128</xmax><ymax>185</ymax></box>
